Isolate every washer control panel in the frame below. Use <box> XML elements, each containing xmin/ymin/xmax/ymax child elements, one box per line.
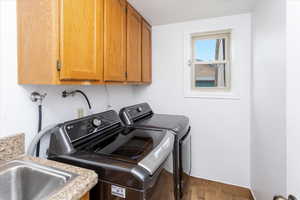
<box><xmin>64</xmin><ymin>111</ymin><xmax>120</xmax><ymax>143</ymax></box>
<box><xmin>92</xmin><ymin>118</ymin><xmax>102</xmax><ymax>127</ymax></box>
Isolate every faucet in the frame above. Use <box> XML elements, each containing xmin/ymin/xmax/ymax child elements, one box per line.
<box><xmin>30</xmin><ymin>92</ymin><xmax>47</xmax><ymax>105</ymax></box>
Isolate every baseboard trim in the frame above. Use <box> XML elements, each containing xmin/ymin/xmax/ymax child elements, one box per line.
<box><xmin>191</xmin><ymin>174</ymin><xmax>250</xmax><ymax>189</ymax></box>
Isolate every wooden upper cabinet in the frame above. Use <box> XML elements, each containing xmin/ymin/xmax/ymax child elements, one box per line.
<box><xmin>142</xmin><ymin>20</ymin><xmax>152</xmax><ymax>83</ymax></box>
<box><xmin>18</xmin><ymin>0</ymin><xmax>59</xmax><ymax>84</ymax></box>
<box><xmin>126</xmin><ymin>4</ymin><xmax>142</xmax><ymax>82</ymax></box>
<box><xmin>17</xmin><ymin>0</ymin><xmax>151</xmax><ymax>85</ymax></box>
<box><xmin>59</xmin><ymin>0</ymin><xmax>104</xmax><ymax>81</ymax></box>
<box><xmin>104</xmin><ymin>0</ymin><xmax>127</xmax><ymax>81</ymax></box>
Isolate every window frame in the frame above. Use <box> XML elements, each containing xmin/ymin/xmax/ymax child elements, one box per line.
<box><xmin>183</xmin><ymin>29</ymin><xmax>240</xmax><ymax>99</ymax></box>
<box><xmin>191</xmin><ymin>31</ymin><xmax>231</xmax><ymax>90</ymax></box>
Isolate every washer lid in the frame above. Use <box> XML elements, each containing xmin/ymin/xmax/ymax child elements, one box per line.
<box><xmin>134</xmin><ymin>114</ymin><xmax>190</xmax><ymax>134</ymax></box>
<box><xmin>138</xmin><ymin>130</ymin><xmax>174</xmax><ymax>175</ymax></box>
<box><xmin>92</xmin><ymin>129</ymin><xmax>169</xmax><ymax>165</ymax></box>
<box><xmin>119</xmin><ymin>103</ymin><xmax>190</xmax><ymax>134</ymax></box>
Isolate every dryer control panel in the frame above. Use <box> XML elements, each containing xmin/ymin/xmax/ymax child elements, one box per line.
<box><xmin>120</xmin><ymin>103</ymin><xmax>153</xmax><ymax>125</ymax></box>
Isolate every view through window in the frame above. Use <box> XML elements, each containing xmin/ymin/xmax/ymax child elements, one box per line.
<box><xmin>191</xmin><ymin>32</ymin><xmax>231</xmax><ymax>89</ymax></box>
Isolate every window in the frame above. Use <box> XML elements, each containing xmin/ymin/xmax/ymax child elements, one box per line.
<box><xmin>190</xmin><ymin>31</ymin><xmax>231</xmax><ymax>89</ymax></box>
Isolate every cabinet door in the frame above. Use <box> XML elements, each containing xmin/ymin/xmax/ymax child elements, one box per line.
<box><xmin>80</xmin><ymin>192</ymin><xmax>90</xmax><ymax>200</ymax></box>
<box><xmin>18</xmin><ymin>0</ymin><xmax>59</xmax><ymax>84</ymax></box>
<box><xmin>104</xmin><ymin>0</ymin><xmax>127</xmax><ymax>81</ymax></box>
<box><xmin>142</xmin><ymin>20</ymin><xmax>152</xmax><ymax>83</ymax></box>
<box><xmin>126</xmin><ymin>4</ymin><xmax>142</xmax><ymax>82</ymax></box>
<box><xmin>59</xmin><ymin>0</ymin><xmax>104</xmax><ymax>81</ymax></box>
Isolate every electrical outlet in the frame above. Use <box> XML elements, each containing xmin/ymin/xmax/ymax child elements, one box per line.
<box><xmin>77</xmin><ymin>108</ymin><xmax>84</xmax><ymax>118</ymax></box>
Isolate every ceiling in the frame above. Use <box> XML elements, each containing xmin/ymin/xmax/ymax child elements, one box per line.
<box><xmin>127</xmin><ymin>0</ymin><xmax>255</xmax><ymax>26</ymax></box>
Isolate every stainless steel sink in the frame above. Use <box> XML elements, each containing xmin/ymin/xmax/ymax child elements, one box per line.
<box><xmin>0</xmin><ymin>160</ymin><xmax>77</xmax><ymax>200</ymax></box>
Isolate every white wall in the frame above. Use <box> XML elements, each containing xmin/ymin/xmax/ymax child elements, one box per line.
<box><xmin>0</xmin><ymin>0</ymin><xmax>264</xmax><ymax>190</ymax></box>
<box><xmin>0</xmin><ymin>0</ymin><xmax>4</xmax><ymax>131</ymax></box>
<box><xmin>251</xmin><ymin>0</ymin><xmax>287</xmax><ymax>199</ymax></box>
<box><xmin>287</xmin><ymin>0</ymin><xmax>300</xmax><ymax>197</ymax></box>
<box><xmin>132</xmin><ymin>14</ymin><xmax>252</xmax><ymax>187</ymax></box>
<box><xmin>0</xmin><ymin>0</ymin><xmax>135</xmax><ymax>148</ymax></box>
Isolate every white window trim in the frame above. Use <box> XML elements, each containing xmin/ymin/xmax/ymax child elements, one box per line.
<box><xmin>191</xmin><ymin>32</ymin><xmax>231</xmax><ymax>90</ymax></box>
<box><xmin>183</xmin><ymin>28</ymin><xmax>240</xmax><ymax>100</ymax></box>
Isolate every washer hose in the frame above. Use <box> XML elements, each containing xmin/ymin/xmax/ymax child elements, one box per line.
<box><xmin>62</xmin><ymin>90</ymin><xmax>92</xmax><ymax>110</ymax></box>
<box><xmin>30</xmin><ymin>92</ymin><xmax>47</xmax><ymax>157</ymax></box>
<box><xmin>36</xmin><ymin>104</ymin><xmax>42</xmax><ymax>157</ymax></box>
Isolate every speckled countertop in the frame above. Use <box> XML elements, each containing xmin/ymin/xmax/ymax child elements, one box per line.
<box><xmin>0</xmin><ymin>133</ymin><xmax>98</xmax><ymax>200</ymax></box>
<box><xmin>20</xmin><ymin>156</ymin><xmax>98</xmax><ymax>200</ymax></box>
<box><xmin>0</xmin><ymin>133</ymin><xmax>25</xmax><ymax>161</ymax></box>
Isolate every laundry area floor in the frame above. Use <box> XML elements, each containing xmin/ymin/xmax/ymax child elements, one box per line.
<box><xmin>153</xmin><ymin>170</ymin><xmax>254</xmax><ymax>200</ymax></box>
<box><xmin>183</xmin><ymin>177</ymin><xmax>254</xmax><ymax>200</ymax></box>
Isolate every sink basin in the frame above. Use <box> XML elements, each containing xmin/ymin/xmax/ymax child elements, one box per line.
<box><xmin>0</xmin><ymin>160</ymin><xmax>77</xmax><ymax>200</ymax></box>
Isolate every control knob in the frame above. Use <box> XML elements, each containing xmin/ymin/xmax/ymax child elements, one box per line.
<box><xmin>137</xmin><ymin>107</ymin><xmax>143</xmax><ymax>112</ymax></box>
<box><xmin>92</xmin><ymin>118</ymin><xmax>102</xmax><ymax>127</ymax></box>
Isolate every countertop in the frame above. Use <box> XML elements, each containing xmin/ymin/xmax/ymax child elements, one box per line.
<box><xmin>0</xmin><ymin>133</ymin><xmax>98</xmax><ymax>200</ymax></box>
<box><xmin>18</xmin><ymin>156</ymin><xmax>98</xmax><ymax>200</ymax></box>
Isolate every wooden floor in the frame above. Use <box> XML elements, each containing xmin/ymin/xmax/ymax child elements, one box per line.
<box><xmin>183</xmin><ymin>176</ymin><xmax>254</xmax><ymax>200</ymax></box>
<box><xmin>154</xmin><ymin>170</ymin><xmax>254</xmax><ymax>200</ymax></box>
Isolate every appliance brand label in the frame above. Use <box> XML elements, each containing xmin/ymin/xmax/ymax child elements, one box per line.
<box><xmin>111</xmin><ymin>185</ymin><xmax>126</xmax><ymax>198</ymax></box>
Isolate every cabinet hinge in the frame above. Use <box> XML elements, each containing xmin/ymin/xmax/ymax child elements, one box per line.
<box><xmin>56</xmin><ymin>60</ymin><xmax>61</xmax><ymax>71</ymax></box>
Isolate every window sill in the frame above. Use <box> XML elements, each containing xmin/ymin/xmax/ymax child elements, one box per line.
<box><xmin>184</xmin><ymin>91</ymin><xmax>240</xmax><ymax>100</ymax></box>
